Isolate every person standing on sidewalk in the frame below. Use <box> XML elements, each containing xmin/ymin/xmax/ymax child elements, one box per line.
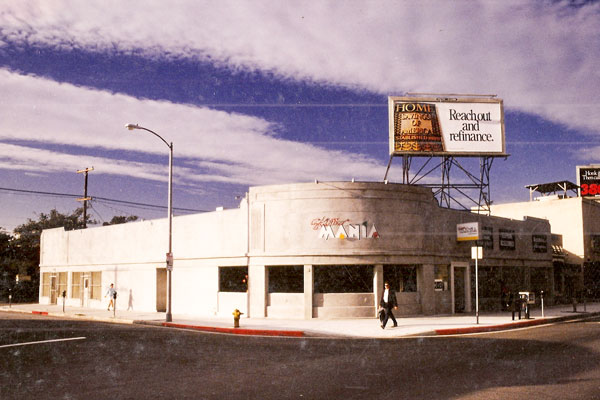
<box><xmin>105</xmin><ymin>283</ymin><xmax>117</xmax><ymax>311</ymax></box>
<box><xmin>380</xmin><ymin>282</ymin><xmax>398</xmax><ymax>329</ymax></box>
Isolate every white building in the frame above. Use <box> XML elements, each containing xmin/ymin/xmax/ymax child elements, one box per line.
<box><xmin>488</xmin><ymin>181</ymin><xmax>600</xmax><ymax>301</ymax></box>
<box><xmin>39</xmin><ymin>182</ymin><xmax>554</xmax><ymax>318</ymax></box>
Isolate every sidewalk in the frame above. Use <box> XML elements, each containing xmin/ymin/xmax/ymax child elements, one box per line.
<box><xmin>2</xmin><ymin>302</ymin><xmax>599</xmax><ymax>338</ymax></box>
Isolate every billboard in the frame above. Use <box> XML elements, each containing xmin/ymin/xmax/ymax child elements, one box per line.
<box><xmin>389</xmin><ymin>96</ymin><xmax>506</xmax><ymax>156</ymax></box>
<box><xmin>577</xmin><ymin>165</ymin><xmax>600</xmax><ymax>197</ymax></box>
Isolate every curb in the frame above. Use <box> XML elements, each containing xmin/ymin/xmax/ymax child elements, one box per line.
<box><xmin>434</xmin><ymin>311</ymin><xmax>600</xmax><ymax>335</ymax></box>
<box><xmin>160</xmin><ymin>322</ymin><xmax>305</xmax><ymax>337</ymax></box>
<box><xmin>2</xmin><ymin>307</ymin><xmax>304</xmax><ymax>336</ymax></box>
<box><xmin>3</xmin><ymin>306</ymin><xmax>598</xmax><ymax>338</ymax></box>
<box><xmin>0</xmin><ymin>307</ymin><xmax>135</xmax><ymax>325</ymax></box>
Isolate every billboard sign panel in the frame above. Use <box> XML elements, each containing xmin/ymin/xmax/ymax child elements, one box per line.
<box><xmin>457</xmin><ymin>222</ymin><xmax>480</xmax><ymax>241</ymax></box>
<box><xmin>389</xmin><ymin>96</ymin><xmax>506</xmax><ymax>156</ymax></box>
<box><xmin>577</xmin><ymin>165</ymin><xmax>600</xmax><ymax>197</ymax></box>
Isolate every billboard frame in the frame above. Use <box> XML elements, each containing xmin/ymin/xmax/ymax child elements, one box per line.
<box><xmin>576</xmin><ymin>165</ymin><xmax>600</xmax><ymax>198</ymax></box>
<box><xmin>388</xmin><ymin>95</ymin><xmax>507</xmax><ymax>157</ymax></box>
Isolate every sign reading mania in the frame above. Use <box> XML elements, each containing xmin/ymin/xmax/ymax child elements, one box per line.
<box><xmin>388</xmin><ymin>96</ymin><xmax>506</xmax><ymax>156</ymax></box>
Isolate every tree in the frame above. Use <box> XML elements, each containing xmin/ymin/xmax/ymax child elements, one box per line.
<box><xmin>102</xmin><ymin>215</ymin><xmax>139</xmax><ymax>226</ymax></box>
<box><xmin>1</xmin><ymin>208</ymin><xmax>93</xmax><ymax>302</ymax></box>
<box><xmin>0</xmin><ymin>228</ymin><xmax>14</xmax><ymax>301</ymax></box>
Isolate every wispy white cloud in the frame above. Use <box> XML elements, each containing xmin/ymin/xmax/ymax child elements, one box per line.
<box><xmin>0</xmin><ymin>142</ymin><xmax>189</xmax><ymax>183</ymax></box>
<box><xmin>1</xmin><ymin>1</ymin><xmax>598</xmax><ymax>134</ymax></box>
<box><xmin>0</xmin><ymin>69</ymin><xmax>384</xmax><ymax>185</ymax></box>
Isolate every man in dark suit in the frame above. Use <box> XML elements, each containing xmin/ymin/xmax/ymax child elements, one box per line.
<box><xmin>380</xmin><ymin>281</ymin><xmax>398</xmax><ymax>329</ymax></box>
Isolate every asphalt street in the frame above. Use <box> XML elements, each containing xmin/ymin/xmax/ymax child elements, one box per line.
<box><xmin>2</xmin><ymin>312</ymin><xmax>600</xmax><ymax>399</ymax></box>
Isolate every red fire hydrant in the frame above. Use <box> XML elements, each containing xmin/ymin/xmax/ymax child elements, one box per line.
<box><xmin>233</xmin><ymin>309</ymin><xmax>244</xmax><ymax>328</ymax></box>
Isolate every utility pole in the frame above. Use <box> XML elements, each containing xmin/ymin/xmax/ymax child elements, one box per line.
<box><xmin>76</xmin><ymin>167</ymin><xmax>94</xmax><ymax>228</ymax></box>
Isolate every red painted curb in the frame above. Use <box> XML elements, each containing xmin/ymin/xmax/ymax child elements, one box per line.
<box><xmin>31</xmin><ymin>311</ymin><xmax>49</xmax><ymax>315</ymax></box>
<box><xmin>435</xmin><ymin>318</ymin><xmax>545</xmax><ymax>335</ymax></box>
<box><xmin>162</xmin><ymin>322</ymin><xmax>304</xmax><ymax>337</ymax></box>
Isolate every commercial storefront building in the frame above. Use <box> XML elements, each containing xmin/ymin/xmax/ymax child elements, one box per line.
<box><xmin>39</xmin><ymin>182</ymin><xmax>554</xmax><ymax>318</ymax></box>
<box><xmin>488</xmin><ymin>183</ymin><xmax>600</xmax><ymax>302</ymax></box>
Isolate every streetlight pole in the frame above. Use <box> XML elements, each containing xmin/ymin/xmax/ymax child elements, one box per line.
<box><xmin>125</xmin><ymin>123</ymin><xmax>173</xmax><ymax>322</ymax></box>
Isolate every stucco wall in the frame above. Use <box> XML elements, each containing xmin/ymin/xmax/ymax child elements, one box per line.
<box><xmin>489</xmin><ymin>197</ymin><xmax>585</xmax><ymax>263</ymax></box>
<box><xmin>40</xmin><ymin>207</ymin><xmax>248</xmax><ymax>268</ymax></box>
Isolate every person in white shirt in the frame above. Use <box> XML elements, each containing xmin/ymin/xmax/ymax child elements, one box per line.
<box><xmin>379</xmin><ymin>282</ymin><xmax>398</xmax><ymax>329</ymax></box>
<box><xmin>105</xmin><ymin>283</ymin><xmax>117</xmax><ymax>311</ymax></box>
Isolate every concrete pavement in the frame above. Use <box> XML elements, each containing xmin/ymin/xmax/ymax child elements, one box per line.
<box><xmin>2</xmin><ymin>302</ymin><xmax>599</xmax><ymax>338</ymax></box>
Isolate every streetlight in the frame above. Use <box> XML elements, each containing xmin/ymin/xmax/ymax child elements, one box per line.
<box><xmin>125</xmin><ymin>123</ymin><xmax>174</xmax><ymax>322</ymax></box>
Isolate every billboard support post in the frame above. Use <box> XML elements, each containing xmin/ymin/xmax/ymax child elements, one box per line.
<box><xmin>471</xmin><ymin>246</ymin><xmax>483</xmax><ymax>324</ymax></box>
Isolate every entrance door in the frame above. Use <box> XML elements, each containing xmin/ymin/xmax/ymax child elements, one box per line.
<box><xmin>82</xmin><ymin>278</ymin><xmax>90</xmax><ymax>307</ymax></box>
<box><xmin>454</xmin><ymin>268</ymin><xmax>466</xmax><ymax>313</ymax></box>
<box><xmin>452</xmin><ymin>262</ymin><xmax>471</xmax><ymax>314</ymax></box>
<box><xmin>50</xmin><ymin>276</ymin><xmax>58</xmax><ymax>304</ymax></box>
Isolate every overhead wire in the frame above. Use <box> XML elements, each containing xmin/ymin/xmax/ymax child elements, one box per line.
<box><xmin>0</xmin><ymin>186</ymin><xmax>206</xmax><ymax>214</ymax></box>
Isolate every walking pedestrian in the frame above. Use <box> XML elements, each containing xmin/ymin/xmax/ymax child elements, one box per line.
<box><xmin>105</xmin><ymin>283</ymin><xmax>117</xmax><ymax>311</ymax></box>
<box><xmin>379</xmin><ymin>282</ymin><xmax>398</xmax><ymax>329</ymax></box>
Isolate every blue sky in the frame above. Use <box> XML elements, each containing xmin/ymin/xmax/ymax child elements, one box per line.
<box><xmin>0</xmin><ymin>0</ymin><xmax>598</xmax><ymax>231</ymax></box>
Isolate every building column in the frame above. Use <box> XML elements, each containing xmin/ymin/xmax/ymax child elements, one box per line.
<box><xmin>419</xmin><ymin>264</ymin><xmax>435</xmax><ymax>315</ymax></box>
<box><xmin>304</xmin><ymin>265</ymin><xmax>313</xmax><ymax>319</ymax></box>
<box><xmin>374</xmin><ymin>264</ymin><xmax>383</xmax><ymax>315</ymax></box>
<box><xmin>248</xmin><ymin>264</ymin><xmax>267</xmax><ymax>318</ymax></box>
<box><xmin>450</xmin><ymin>264</ymin><xmax>456</xmax><ymax>314</ymax></box>
<box><xmin>549</xmin><ymin>266</ymin><xmax>555</xmax><ymax>301</ymax></box>
<box><xmin>465</xmin><ymin>264</ymin><xmax>472</xmax><ymax>312</ymax></box>
<box><xmin>524</xmin><ymin>266</ymin><xmax>531</xmax><ymax>291</ymax></box>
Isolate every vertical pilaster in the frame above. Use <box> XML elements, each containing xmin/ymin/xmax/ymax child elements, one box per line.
<box><xmin>374</xmin><ymin>264</ymin><xmax>384</xmax><ymax>315</ymax></box>
<box><xmin>304</xmin><ymin>265</ymin><xmax>313</xmax><ymax>319</ymax></box>
<box><xmin>248</xmin><ymin>264</ymin><xmax>267</xmax><ymax>318</ymax></box>
<box><xmin>450</xmin><ymin>264</ymin><xmax>455</xmax><ymax>314</ymax></box>
<box><xmin>420</xmin><ymin>264</ymin><xmax>435</xmax><ymax>315</ymax></box>
<box><xmin>465</xmin><ymin>264</ymin><xmax>472</xmax><ymax>312</ymax></box>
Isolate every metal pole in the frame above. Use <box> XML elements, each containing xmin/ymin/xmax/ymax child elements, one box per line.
<box><xmin>76</xmin><ymin>167</ymin><xmax>94</xmax><ymax>228</ymax></box>
<box><xmin>166</xmin><ymin>143</ymin><xmax>173</xmax><ymax>323</ymax></box>
<box><xmin>541</xmin><ymin>291</ymin><xmax>545</xmax><ymax>318</ymax></box>
<box><xmin>83</xmin><ymin>171</ymin><xmax>88</xmax><ymax>227</ymax></box>
<box><xmin>125</xmin><ymin>124</ymin><xmax>174</xmax><ymax>323</ymax></box>
<box><xmin>475</xmin><ymin>256</ymin><xmax>479</xmax><ymax>324</ymax></box>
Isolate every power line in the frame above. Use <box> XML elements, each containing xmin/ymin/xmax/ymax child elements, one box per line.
<box><xmin>0</xmin><ymin>187</ymin><xmax>206</xmax><ymax>213</ymax></box>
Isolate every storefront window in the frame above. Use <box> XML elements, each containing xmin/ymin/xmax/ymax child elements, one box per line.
<box><xmin>91</xmin><ymin>271</ymin><xmax>102</xmax><ymax>300</ymax></box>
<box><xmin>71</xmin><ymin>272</ymin><xmax>81</xmax><ymax>299</ymax></box>
<box><xmin>383</xmin><ymin>265</ymin><xmax>417</xmax><ymax>292</ymax></box>
<box><xmin>57</xmin><ymin>272</ymin><xmax>67</xmax><ymax>298</ymax></box>
<box><xmin>314</xmin><ymin>265</ymin><xmax>373</xmax><ymax>293</ymax></box>
<box><xmin>268</xmin><ymin>266</ymin><xmax>303</xmax><ymax>293</ymax></box>
<box><xmin>434</xmin><ymin>265</ymin><xmax>450</xmax><ymax>291</ymax></box>
<box><xmin>219</xmin><ymin>267</ymin><xmax>248</xmax><ymax>292</ymax></box>
<box><xmin>41</xmin><ymin>273</ymin><xmax>50</xmax><ymax>297</ymax></box>
<box><xmin>531</xmin><ymin>267</ymin><xmax>551</xmax><ymax>297</ymax></box>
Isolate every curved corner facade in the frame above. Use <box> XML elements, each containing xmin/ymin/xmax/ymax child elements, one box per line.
<box><xmin>39</xmin><ymin>182</ymin><xmax>554</xmax><ymax>319</ymax></box>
